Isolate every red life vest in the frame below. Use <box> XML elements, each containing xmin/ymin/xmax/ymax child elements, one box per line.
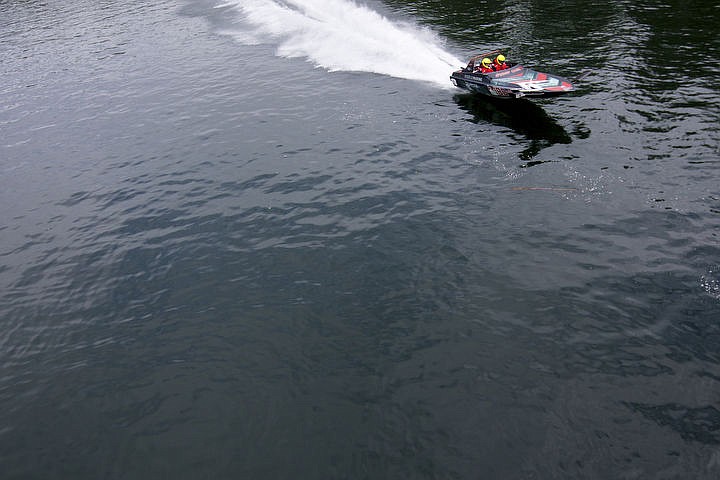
<box><xmin>494</xmin><ymin>60</ymin><xmax>508</xmax><ymax>71</ymax></box>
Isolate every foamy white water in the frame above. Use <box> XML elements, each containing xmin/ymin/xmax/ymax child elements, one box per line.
<box><xmin>219</xmin><ymin>0</ymin><xmax>463</xmax><ymax>86</ymax></box>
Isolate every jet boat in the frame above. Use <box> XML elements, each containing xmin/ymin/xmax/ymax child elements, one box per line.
<box><xmin>450</xmin><ymin>51</ymin><xmax>575</xmax><ymax>99</ymax></box>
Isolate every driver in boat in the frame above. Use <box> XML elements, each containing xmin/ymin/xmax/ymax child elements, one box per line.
<box><xmin>493</xmin><ymin>54</ymin><xmax>509</xmax><ymax>71</ymax></box>
<box><xmin>478</xmin><ymin>57</ymin><xmax>494</xmax><ymax>73</ymax></box>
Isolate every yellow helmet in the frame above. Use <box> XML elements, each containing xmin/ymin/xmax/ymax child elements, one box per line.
<box><xmin>496</xmin><ymin>54</ymin><xmax>506</xmax><ymax>63</ymax></box>
<box><xmin>481</xmin><ymin>57</ymin><xmax>491</xmax><ymax>67</ymax></box>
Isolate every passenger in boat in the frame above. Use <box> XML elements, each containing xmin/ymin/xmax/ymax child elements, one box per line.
<box><xmin>478</xmin><ymin>57</ymin><xmax>494</xmax><ymax>73</ymax></box>
<box><xmin>493</xmin><ymin>54</ymin><xmax>509</xmax><ymax>71</ymax></box>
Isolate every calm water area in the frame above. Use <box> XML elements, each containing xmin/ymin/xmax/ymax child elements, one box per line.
<box><xmin>2</xmin><ymin>0</ymin><xmax>720</xmax><ymax>478</ymax></box>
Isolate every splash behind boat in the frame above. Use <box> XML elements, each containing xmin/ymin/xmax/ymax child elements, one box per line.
<box><xmin>450</xmin><ymin>51</ymin><xmax>575</xmax><ymax>99</ymax></box>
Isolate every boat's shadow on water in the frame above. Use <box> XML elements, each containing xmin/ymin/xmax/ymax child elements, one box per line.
<box><xmin>454</xmin><ymin>93</ymin><xmax>572</xmax><ymax>165</ymax></box>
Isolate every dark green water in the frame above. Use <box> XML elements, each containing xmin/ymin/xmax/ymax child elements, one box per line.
<box><xmin>1</xmin><ymin>0</ymin><xmax>719</xmax><ymax>478</ymax></box>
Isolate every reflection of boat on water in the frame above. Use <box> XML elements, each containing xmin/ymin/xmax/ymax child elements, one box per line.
<box><xmin>454</xmin><ymin>93</ymin><xmax>572</xmax><ymax>162</ymax></box>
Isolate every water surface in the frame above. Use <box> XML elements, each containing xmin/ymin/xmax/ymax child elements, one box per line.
<box><xmin>2</xmin><ymin>0</ymin><xmax>720</xmax><ymax>478</ymax></box>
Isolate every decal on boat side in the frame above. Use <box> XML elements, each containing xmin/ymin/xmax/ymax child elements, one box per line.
<box><xmin>517</xmin><ymin>80</ymin><xmax>559</xmax><ymax>91</ymax></box>
<box><xmin>488</xmin><ymin>86</ymin><xmax>513</xmax><ymax>96</ymax></box>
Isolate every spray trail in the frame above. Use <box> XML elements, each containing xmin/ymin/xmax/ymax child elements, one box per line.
<box><xmin>218</xmin><ymin>0</ymin><xmax>463</xmax><ymax>87</ymax></box>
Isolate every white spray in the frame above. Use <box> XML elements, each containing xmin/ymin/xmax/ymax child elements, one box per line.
<box><xmin>219</xmin><ymin>0</ymin><xmax>463</xmax><ymax>87</ymax></box>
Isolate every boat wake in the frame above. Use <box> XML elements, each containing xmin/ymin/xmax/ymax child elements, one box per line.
<box><xmin>215</xmin><ymin>0</ymin><xmax>462</xmax><ymax>87</ymax></box>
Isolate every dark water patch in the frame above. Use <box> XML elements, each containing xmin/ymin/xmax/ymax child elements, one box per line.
<box><xmin>454</xmin><ymin>93</ymin><xmax>572</xmax><ymax>160</ymax></box>
<box><xmin>627</xmin><ymin>402</ymin><xmax>720</xmax><ymax>445</ymax></box>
